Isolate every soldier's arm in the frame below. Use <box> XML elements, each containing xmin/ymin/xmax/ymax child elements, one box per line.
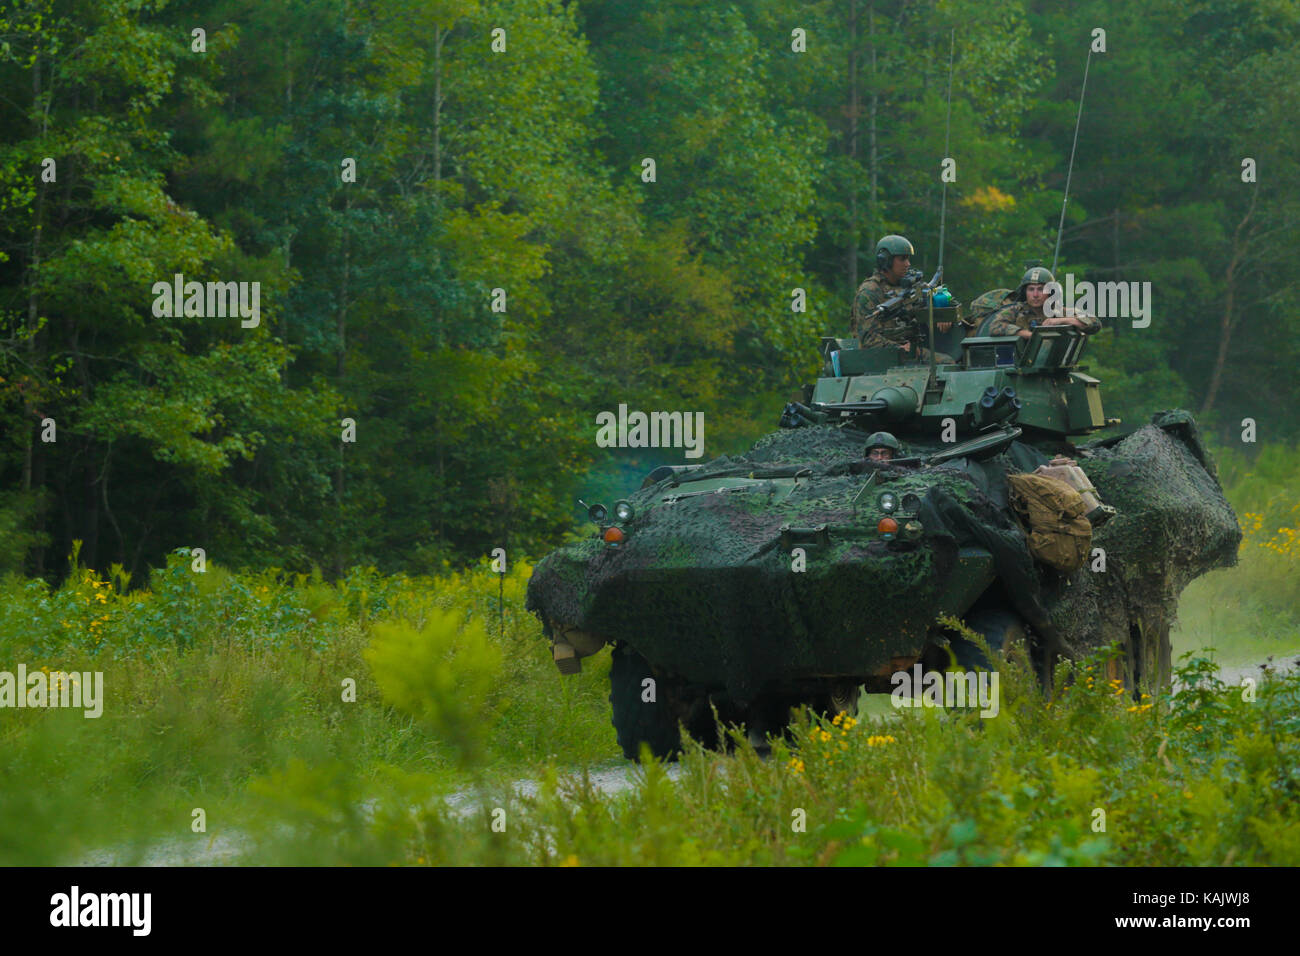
<box><xmin>987</xmin><ymin>310</ymin><xmax>1029</xmax><ymax>338</ymax></box>
<box><xmin>854</xmin><ymin>283</ymin><xmax>884</xmax><ymax>319</ymax></box>
<box><xmin>852</xmin><ymin>287</ymin><xmax>889</xmax><ymax>341</ymax></box>
<box><xmin>850</xmin><ymin>285</ymin><xmax>870</xmax><ymax>335</ymax></box>
<box><xmin>1045</xmin><ymin>309</ymin><xmax>1102</xmax><ymax>334</ymax></box>
<box><xmin>1073</xmin><ymin>312</ymin><xmax>1102</xmax><ymax>334</ymax></box>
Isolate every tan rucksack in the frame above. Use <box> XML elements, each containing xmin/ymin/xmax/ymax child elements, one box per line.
<box><xmin>1006</xmin><ymin>473</ymin><xmax>1092</xmax><ymax>572</ymax></box>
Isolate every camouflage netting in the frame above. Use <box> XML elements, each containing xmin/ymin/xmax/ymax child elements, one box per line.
<box><xmin>526</xmin><ymin>412</ymin><xmax>1240</xmax><ymax>701</ymax></box>
<box><xmin>1054</xmin><ymin>411</ymin><xmax>1241</xmax><ymax>662</ymax></box>
<box><xmin>530</xmin><ymin>459</ymin><xmax>978</xmax><ymax>700</ymax></box>
<box><xmin>744</xmin><ymin>425</ymin><xmax>873</xmax><ymax>464</ymax></box>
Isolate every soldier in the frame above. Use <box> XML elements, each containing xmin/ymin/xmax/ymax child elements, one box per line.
<box><xmin>988</xmin><ymin>265</ymin><xmax>1101</xmax><ymax>340</ymax></box>
<box><xmin>865</xmin><ymin>431</ymin><xmax>903</xmax><ymax>463</ymax></box>
<box><xmin>851</xmin><ymin>235</ymin><xmax>953</xmax><ymax>361</ymax></box>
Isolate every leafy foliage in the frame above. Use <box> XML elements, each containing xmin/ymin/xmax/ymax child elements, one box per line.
<box><xmin>0</xmin><ymin>0</ymin><xmax>1297</xmax><ymax>582</ymax></box>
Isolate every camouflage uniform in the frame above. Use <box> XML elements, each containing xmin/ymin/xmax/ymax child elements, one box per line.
<box><xmin>850</xmin><ymin>270</ymin><xmax>953</xmax><ymax>362</ymax></box>
<box><xmin>988</xmin><ymin>302</ymin><xmax>1101</xmax><ymax>337</ymax></box>
<box><xmin>850</xmin><ymin>270</ymin><xmax>898</xmax><ymax>343</ymax></box>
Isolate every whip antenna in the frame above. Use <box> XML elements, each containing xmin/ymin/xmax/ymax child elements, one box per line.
<box><xmin>1053</xmin><ymin>47</ymin><xmax>1092</xmax><ymax>273</ymax></box>
<box><xmin>937</xmin><ymin>29</ymin><xmax>955</xmax><ymax>276</ymax></box>
<box><xmin>927</xmin><ymin>29</ymin><xmax>956</xmax><ymax>388</ymax></box>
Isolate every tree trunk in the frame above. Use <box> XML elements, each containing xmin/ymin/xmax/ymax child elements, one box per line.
<box><xmin>27</xmin><ymin>50</ymin><xmax>48</xmax><ymax>574</ymax></box>
<box><xmin>436</xmin><ymin>414</ymin><xmax>446</xmax><ymax>544</ymax></box>
<box><xmin>281</xmin><ymin>36</ymin><xmax>294</xmax><ymax>386</ymax></box>
<box><xmin>868</xmin><ymin>6</ymin><xmax>878</xmax><ymax>217</ymax></box>
<box><xmin>83</xmin><ymin>444</ymin><xmax>99</xmax><ymax>571</ymax></box>
<box><xmin>847</xmin><ymin>0</ymin><xmax>859</xmax><ymax>295</ymax></box>
<box><xmin>101</xmin><ymin>443</ymin><xmax>125</xmax><ymax>566</ymax></box>
<box><xmin>434</xmin><ymin>25</ymin><xmax>444</xmax><ymax>184</ymax></box>
<box><xmin>335</xmin><ymin>196</ymin><xmax>350</xmax><ymax>576</ymax></box>
<box><xmin>1201</xmin><ymin>189</ymin><xmax>1258</xmax><ymax>416</ymax></box>
<box><xmin>1111</xmin><ymin>207</ymin><xmax>1120</xmax><ymax>338</ymax></box>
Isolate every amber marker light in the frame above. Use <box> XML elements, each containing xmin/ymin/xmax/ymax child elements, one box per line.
<box><xmin>877</xmin><ymin>517</ymin><xmax>899</xmax><ymax>539</ymax></box>
<box><xmin>603</xmin><ymin>526</ymin><xmax>625</xmax><ymax>545</ymax></box>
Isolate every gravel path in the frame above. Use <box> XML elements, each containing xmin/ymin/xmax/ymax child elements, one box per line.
<box><xmin>1201</xmin><ymin>654</ymin><xmax>1300</xmax><ymax>690</ymax></box>
<box><xmin>75</xmin><ymin>760</ymin><xmax>682</xmax><ymax>866</ymax></box>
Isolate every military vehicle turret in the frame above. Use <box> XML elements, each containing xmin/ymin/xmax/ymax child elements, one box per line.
<box><xmin>526</xmin><ymin>321</ymin><xmax>1241</xmax><ymax>760</ymax></box>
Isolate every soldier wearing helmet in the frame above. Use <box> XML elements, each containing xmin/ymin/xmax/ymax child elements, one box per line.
<box><xmin>988</xmin><ymin>265</ymin><xmax>1101</xmax><ymax>339</ymax></box>
<box><xmin>851</xmin><ymin>235</ymin><xmax>953</xmax><ymax>361</ymax></box>
<box><xmin>865</xmin><ymin>431</ymin><xmax>903</xmax><ymax>463</ymax></box>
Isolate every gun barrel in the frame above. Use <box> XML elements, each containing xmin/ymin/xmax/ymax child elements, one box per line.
<box><xmin>868</xmin><ymin>385</ymin><xmax>918</xmax><ymax>421</ymax></box>
<box><xmin>812</xmin><ymin>384</ymin><xmax>918</xmax><ymax>423</ymax></box>
<box><xmin>812</xmin><ymin>399</ymin><xmax>889</xmax><ymax>414</ymax></box>
<box><xmin>779</xmin><ymin>401</ymin><xmax>832</xmax><ymax>428</ymax></box>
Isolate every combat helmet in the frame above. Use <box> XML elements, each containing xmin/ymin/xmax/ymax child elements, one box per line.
<box><xmin>864</xmin><ymin>431</ymin><xmax>903</xmax><ymax>455</ymax></box>
<box><xmin>875</xmin><ymin>235</ymin><xmax>915</xmax><ymax>272</ymax></box>
<box><xmin>1016</xmin><ymin>264</ymin><xmax>1055</xmax><ymax>299</ymax></box>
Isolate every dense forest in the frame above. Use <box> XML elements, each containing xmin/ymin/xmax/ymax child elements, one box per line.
<box><xmin>2</xmin><ymin>0</ymin><xmax>1297</xmax><ymax>580</ymax></box>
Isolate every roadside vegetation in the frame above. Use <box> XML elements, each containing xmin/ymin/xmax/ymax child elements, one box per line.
<box><xmin>1</xmin><ymin>446</ymin><xmax>1296</xmax><ymax>866</ymax></box>
<box><xmin>1172</xmin><ymin>442</ymin><xmax>1300</xmax><ymax>665</ymax></box>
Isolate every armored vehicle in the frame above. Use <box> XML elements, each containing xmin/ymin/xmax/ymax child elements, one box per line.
<box><xmin>525</xmin><ymin>321</ymin><xmax>1241</xmax><ymax>760</ymax></box>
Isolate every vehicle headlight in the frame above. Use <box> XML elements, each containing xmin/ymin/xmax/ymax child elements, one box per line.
<box><xmin>878</xmin><ymin>492</ymin><xmax>898</xmax><ymax>514</ymax></box>
<box><xmin>587</xmin><ymin>502</ymin><xmax>608</xmax><ymax>523</ymax></box>
<box><xmin>614</xmin><ymin>500</ymin><xmax>635</xmax><ymax>523</ymax></box>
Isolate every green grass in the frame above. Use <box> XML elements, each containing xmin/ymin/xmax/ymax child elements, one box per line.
<box><xmin>1</xmin><ymin>549</ymin><xmax>1295</xmax><ymax>865</ymax></box>
<box><xmin>0</xmin><ymin>554</ymin><xmax>620</xmax><ymax>864</ymax></box>
<box><xmin>1173</xmin><ymin>566</ymin><xmax>1300</xmax><ymax>667</ymax></box>
<box><xmin>1171</xmin><ymin>495</ymin><xmax>1300</xmax><ymax>667</ymax></box>
<box><xmin>1</xmin><ymin>441</ymin><xmax>1297</xmax><ymax>866</ymax></box>
<box><xmin>1173</xmin><ymin>443</ymin><xmax>1300</xmax><ymax>666</ymax></box>
<box><xmin>219</xmin><ymin>648</ymin><xmax>1300</xmax><ymax>866</ymax></box>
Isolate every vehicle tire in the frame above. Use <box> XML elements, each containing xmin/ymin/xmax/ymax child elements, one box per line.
<box><xmin>810</xmin><ymin>682</ymin><xmax>861</xmax><ymax>719</ymax></box>
<box><xmin>681</xmin><ymin>693</ymin><xmax>724</xmax><ymax>751</ymax></box>
<box><xmin>947</xmin><ymin>608</ymin><xmax>1028</xmax><ymax>670</ymax></box>
<box><xmin>828</xmin><ymin>681</ymin><xmax>862</xmax><ymax>717</ymax></box>
<box><xmin>609</xmin><ymin>644</ymin><xmax>682</xmax><ymax>761</ymax></box>
<box><xmin>742</xmin><ymin>694</ymin><xmax>799</xmax><ymax>753</ymax></box>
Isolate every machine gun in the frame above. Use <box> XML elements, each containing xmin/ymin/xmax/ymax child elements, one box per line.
<box><xmin>862</xmin><ymin>267</ymin><xmax>960</xmax><ymax>353</ymax></box>
<box><xmin>863</xmin><ymin>267</ymin><xmax>936</xmax><ymax>325</ymax></box>
<box><xmin>778</xmin><ymin>383</ymin><xmax>922</xmax><ymax>429</ymax></box>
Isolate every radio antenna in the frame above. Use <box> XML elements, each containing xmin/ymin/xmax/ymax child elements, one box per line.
<box><xmin>937</xmin><ymin>28</ymin><xmax>955</xmax><ymax>278</ymax></box>
<box><xmin>1053</xmin><ymin>47</ymin><xmax>1092</xmax><ymax>273</ymax></box>
<box><xmin>927</xmin><ymin>29</ymin><xmax>956</xmax><ymax>388</ymax></box>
